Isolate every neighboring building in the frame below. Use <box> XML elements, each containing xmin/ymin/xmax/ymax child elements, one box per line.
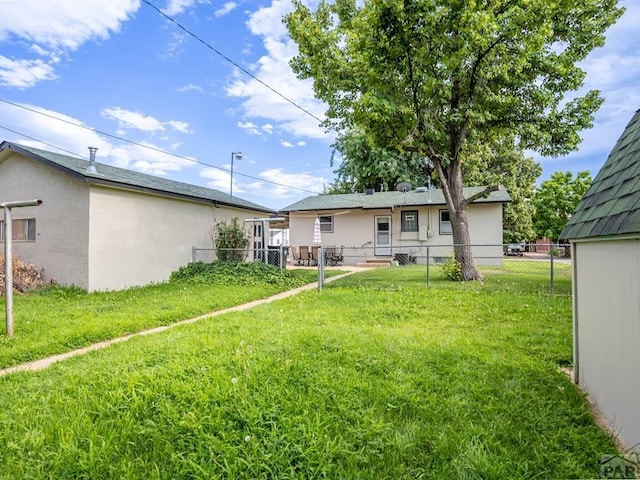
<box><xmin>0</xmin><ymin>141</ymin><xmax>273</xmax><ymax>291</ymax></box>
<box><xmin>282</xmin><ymin>186</ymin><xmax>510</xmax><ymax>265</ymax></box>
<box><xmin>561</xmin><ymin>109</ymin><xmax>640</xmax><ymax>452</ymax></box>
<box><xmin>529</xmin><ymin>237</ymin><xmax>554</xmax><ymax>253</ymax></box>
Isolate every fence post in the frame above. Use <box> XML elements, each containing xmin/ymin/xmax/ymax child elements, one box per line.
<box><xmin>550</xmin><ymin>244</ymin><xmax>555</xmax><ymax>294</ymax></box>
<box><xmin>191</xmin><ymin>246</ymin><xmax>197</xmax><ymax>263</ymax></box>
<box><xmin>426</xmin><ymin>246</ymin><xmax>430</xmax><ymax>288</ymax></box>
<box><xmin>280</xmin><ymin>245</ymin><xmax>284</xmax><ymax>270</ymax></box>
<box><xmin>317</xmin><ymin>245</ymin><xmax>324</xmax><ymax>291</ymax></box>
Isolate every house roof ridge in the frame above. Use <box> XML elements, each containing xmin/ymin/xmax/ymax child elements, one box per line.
<box><xmin>0</xmin><ymin>141</ymin><xmax>273</xmax><ymax>214</ymax></box>
<box><xmin>280</xmin><ymin>185</ymin><xmax>511</xmax><ymax>213</ymax></box>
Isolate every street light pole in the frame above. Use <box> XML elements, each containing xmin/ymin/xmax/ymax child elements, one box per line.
<box><xmin>230</xmin><ymin>151</ymin><xmax>242</xmax><ymax>199</ymax></box>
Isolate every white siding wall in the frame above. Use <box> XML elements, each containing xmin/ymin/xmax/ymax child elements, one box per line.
<box><xmin>0</xmin><ymin>153</ymin><xmax>90</xmax><ymax>287</ymax></box>
<box><xmin>573</xmin><ymin>238</ymin><xmax>640</xmax><ymax>451</ymax></box>
<box><xmin>87</xmin><ymin>186</ymin><xmax>262</xmax><ymax>291</ymax></box>
<box><xmin>289</xmin><ymin>203</ymin><xmax>503</xmax><ymax>265</ymax></box>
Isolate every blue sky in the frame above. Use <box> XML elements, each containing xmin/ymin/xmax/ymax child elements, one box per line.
<box><xmin>1</xmin><ymin>0</ymin><xmax>639</xmax><ymax>210</ymax></box>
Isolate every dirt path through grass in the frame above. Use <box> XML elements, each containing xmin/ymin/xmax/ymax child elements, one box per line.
<box><xmin>0</xmin><ymin>268</ymin><xmax>365</xmax><ymax>377</ymax></box>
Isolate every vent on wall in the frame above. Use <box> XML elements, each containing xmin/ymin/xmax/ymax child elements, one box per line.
<box><xmin>365</xmin><ymin>188</ymin><xmax>374</xmax><ymax>195</ymax></box>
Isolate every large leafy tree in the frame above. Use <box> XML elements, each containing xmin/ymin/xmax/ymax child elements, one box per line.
<box><xmin>463</xmin><ymin>142</ymin><xmax>542</xmax><ymax>243</ymax></box>
<box><xmin>328</xmin><ymin>129</ymin><xmax>432</xmax><ymax>193</ymax></box>
<box><xmin>533</xmin><ymin>171</ymin><xmax>592</xmax><ymax>242</ymax></box>
<box><xmin>332</xmin><ymin>130</ymin><xmax>543</xmax><ymax>242</ymax></box>
<box><xmin>286</xmin><ymin>0</ymin><xmax>622</xmax><ymax>280</ymax></box>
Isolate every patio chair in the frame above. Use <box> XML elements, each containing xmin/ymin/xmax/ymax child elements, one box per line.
<box><xmin>291</xmin><ymin>246</ymin><xmax>303</xmax><ymax>265</ymax></box>
<box><xmin>299</xmin><ymin>246</ymin><xmax>312</xmax><ymax>266</ymax></box>
<box><xmin>333</xmin><ymin>245</ymin><xmax>344</xmax><ymax>265</ymax></box>
<box><xmin>310</xmin><ymin>246</ymin><xmax>319</xmax><ymax>266</ymax></box>
<box><xmin>324</xmin><ymin>246</ymin><xmax>337</xmax><ymax>266</ymax></box>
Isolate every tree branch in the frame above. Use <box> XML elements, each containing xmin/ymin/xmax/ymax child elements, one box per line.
<box><xmin>432</xmin><ymin>156</ymin><xmax>456</xmax><ymax>215</ymax></box>
<box><xmin>461</xmin><ymin>184</ymin><xmax>501</xmax><ymax>209</ymax></box>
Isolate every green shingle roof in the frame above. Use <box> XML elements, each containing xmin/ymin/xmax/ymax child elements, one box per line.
<box><xmin>0</xmin><ymin>141</ymin><xmax>273</xmax><ymax>214</ymax></box>
<box><xmin>281</xmin><ymin>186</ymin><xmax>511</xmax><ymax>212</ymax></box>
<box><xmin>561</xmin><ymin>109</ymin><xmax>640</xmax><ymax>240</ymax></box>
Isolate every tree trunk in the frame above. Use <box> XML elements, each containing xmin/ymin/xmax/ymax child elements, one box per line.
<box><xmin>450</xmin><ymin>208</ymin><xmax>483</xmax><ymax>281</ymax></box>
<box><xmin>436</xmin><ymin>157</ymin><xmax>483</xmax><ymax>282</ymax></box>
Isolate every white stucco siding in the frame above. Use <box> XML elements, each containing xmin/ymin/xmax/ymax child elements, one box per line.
<box><xmin>0</xmin><ymin>153</ymin><xmax>90</xmax><ymax>287</ymax></box>
<box><xmin>573</xmin><ymin>238</ymin><xmax>640</xmax><ymax>451</ymax></box>
<box><xmin>395</xmin><ymin>204</ymin><xmax>503</xmax><ymax>263</ymax></box>
<box><xmin>87</xmin><ymin>186</ymin><xmax>262</xmax><ymax>291</ymax></box>
<box><xmin>466</xmin><ymin>204</ymin><xmax>504</xmax><ymax>265</ymax></box>
<box><xmin>289</xmin><ymin>202</ymin><xmax>503</xmax><ymax>265</ymax></box>
<box><xmin>466</xmin><ymin>203</ymin><xmax>503</xmax><ymax>244</ymax></box>
<box><xmin>289</xmin><ymin>209</ymin><xmax>388</xmax><ymax>263</ymax></box>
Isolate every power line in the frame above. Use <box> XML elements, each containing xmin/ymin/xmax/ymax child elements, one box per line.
<box><xmin>0</xmin><ymin>99</ymin><xmax>321</xmax><ymax>196</ymax></box>
<box><xmin>0</xmin><ymin>1</ymin><xmax>332</xmax><ymax>198</ymax></box>
<box><xmin>0</xmin><ymin>125</ymin><xmax>81</xmax><ymax>157</ymax></box>
<box><xmin>142</xmin><ymin>0</ymin><xmax>325</xmax><ymax>125</ymax></box>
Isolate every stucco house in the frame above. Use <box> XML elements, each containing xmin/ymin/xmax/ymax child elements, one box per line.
<box><xmin>282</xmin><ymin>186</ymin><xmax>510</xmax><ymax>265</ymax></box>
<box><xmin>561</xmin><ymin>109</ymin><xmax>640</xmax><ymax>452</ymax></box>
<box><xmin>0</xmin><ymin>141</ymin><xmax>273</xmax><ymax>291</ymax></box>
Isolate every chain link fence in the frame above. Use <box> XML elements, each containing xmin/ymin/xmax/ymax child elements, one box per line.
<box><xmin>191</xmin><ymin>246</ymin><xmax>290</xmax><ymax>268</ymax></box>
<box><xmin>191</xmin><ymin>243</ymin><xmax>571</xmax><ymax>295</ymax></box>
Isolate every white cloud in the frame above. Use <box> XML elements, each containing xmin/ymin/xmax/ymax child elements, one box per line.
<box><xmin>0</xmin><ymin>101</ymin><xmax>196</xmax><ymax>177</ymax></box>
<box><xmin>160</xmin><ymin>32</ymin><xmax>188</xmax><ymax>61</ymax></box>
<box><xmin>176</xmin><ymin>83</ymin><xmax>204</xmax><ymax>93</ymax></box>
<box><xmin>0</xmin><ymin>56</ymin><xmax>57</xmax><ymax>89</ymax></box>
<box><xmin>166</xmin><ymin>120</ymin><xmax>190</xmax><ymax>134</ymax></box>
<box><xmin>225</xmin><ymin>0</ymin><xmax>330</xmax><ymax>141</ymax></box>
<box><xmin>262</xmin><ymin>124</ymin><xmax>274</xmax><ymax>134</ymax></box>
<box><xmin>215</xmin><ymin>2</ymin><xmax>238</xmax><ymax>18</ymax></box>
<box><xmin>199</xmin><ymin>164</ymin><xmax>327</xmax><ymax>200</ymax></box>
<box><xmin>281</xmin><ymin>141</ymin><xmax>294</xmax><ymax>148</ymax></box>
<box><xmin>297</xmin><ymin>141</ymin><xmax>306</xmax><ymax>146</ymax></box>
<box><xmin>539</xmin><ymin>1</ymin><xmax>640</xmax><ymax>173</ymax></box>
<box><xmin>101</xmin><ymin>107</ymin><xmax>191</xmax><ymax>134</ymax></box>
<box><xmin>0</xmin><ymin>0</ymin><xmax>139</xmax><ymax>50</ymax></box>
<box><xmin>248</xmin><ymin>168</ymin><xmax>327</xmax><ymax>200</ymax></box>
<box><xmin>0</xmin><ymin>102</ymin><xmax>110</xmax><ymax>154</ymax></box>
<box><xmin>200</xmin><ymin>167</ymin><xmax>231</xmax><ymax>192</ymax></box>
<box><xmin>161</xmin><ymin>0</ymin><xmax>197</xmax><ymax>16</ymax></box>
<box><xmin>0</xmin><ymin>0</ymin><xmax>139</xmax><ymax>89</ymax></box>
<box><xmin>107</xmin><ymin>143</ymin><xmax>196</xmax><ymax>175</ymax></box>
<box><xmin>238</xmin><ymin>121</ymin><xmax>261</xmax><ymax>135</ymax></box>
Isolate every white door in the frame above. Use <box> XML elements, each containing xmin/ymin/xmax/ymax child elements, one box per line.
<box><xmin>253</xmin><ymin>222</ymin><xmax>263</xmax><ymax>260</ymax></box>
<box><xmin>374</xmin><ymin>216</ymin><xmax>392</xmax><ymax>256</ymax></box>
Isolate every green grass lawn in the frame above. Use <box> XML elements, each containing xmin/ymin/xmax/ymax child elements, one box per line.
<box><xmin>0</xmin><ymin>264</ymin><xmax>325</xmax><ymax>369</ymax></box>
<box><xmin>0</xmin><ymin>263</ymin><xmax>616</xmax><ymax>479</ymax></box>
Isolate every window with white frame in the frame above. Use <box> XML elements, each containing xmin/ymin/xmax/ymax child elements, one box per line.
<box><xmin>318</xmin><ymin>215</ymin><xmax>333</xmax><ymax>233</ymax></box>
<box><xmin>0</xmin><ymin>218</ymin><xmax>36</xmax><ymax>242</ymax></box>
<box><xmin>401</xmin><ymin>210</ymin><xmax>419</xmax><ymax>232</ymax></box>
<box><xmin>439</xmin><ymin>210</ymin><xmax>452</xmax><ymax>235</ymax></box>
